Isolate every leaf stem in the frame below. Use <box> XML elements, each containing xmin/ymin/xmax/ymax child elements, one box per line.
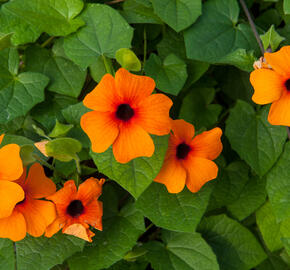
<box><xmin>102</xmin><ymin>55</ymin><xmax>115</xmax><ymax>75</ymax></box>
<box><xmin>107</xmin><ymin>0</ymin><xmax>125</xmax><ymax>4</ymax></box>
<box><xmin>239</xmin><ymin>0</ymin><xmax>264</xmax><ymax>55</ymax></box>
<box><xmin>40</xmin><ymin>36</ymin><xmax>55</xmax><ymax>48</ymax></box>
<box><xmin>32</xmin><ymin>154</ymin><xmax>54</xmax><ymax>170</ymax></box>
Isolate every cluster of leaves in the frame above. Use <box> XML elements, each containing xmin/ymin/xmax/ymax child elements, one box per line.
<box><xmin>0</xmin><ymin>0</ymin><xmax>290</xmax><ymax>269</ymax></box>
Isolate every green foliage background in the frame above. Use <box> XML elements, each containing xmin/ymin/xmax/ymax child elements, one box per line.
<box><xmin>0</xmin><ymin>0</ymin><xmax>290</xmax><ymax>269</ymax></box>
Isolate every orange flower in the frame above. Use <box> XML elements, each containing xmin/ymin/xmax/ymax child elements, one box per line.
<box><xmin>81</xmin><ymin>68</ymin><xmax>173</xmax><ymax>163</ymax></box>
<box><xmin>0</xmin><ymin>163</ymin><xmax>56</xmax><ymax>241</ymax></box>
<box><xmin>250</xmin><ymin>46</ymin><xmax>290</xmax><ymax>126</ymax></box>
<box><xmin>45</xmin><ymin>178</ymin><xmax>104</xmax><ymax>242</ymax></box>
<box><xmin>154</xmin><ymin>120</ymin><xmax>223</xmax><ymax>193</ymax></box>
<box><xmin>0</xmin><ymin>135</ymin><xmax>23</xmax><ymax>220</ymax></box>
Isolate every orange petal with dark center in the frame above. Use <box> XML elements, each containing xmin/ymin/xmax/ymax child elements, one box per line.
<box><xmin>154</xmin><ymin>156</ymin><xmax>186</xmax><ymax>193</ymax></box>
<box><xmin>83</xmin><ymin>73</ymin><xmax>120</xmax><ymax>112</ymax></box>
<box><xmin>264</xmin><ymin>46</ymin><xmax>290</xmax><ymax>77</ymax></box>
<box><xmin>250</xmin><ymin>69</ymin><xmax>284</xmax><ymax>104</ymax></box>
<box><xmin>115</xmin><ymin>68</ymin><xmax>155</xmax><ymax>105</ymax></box>
<box><xmin>136</xmin><ymin>94</ymin><xmax>173</xmax><ymax>135</ymax></box>
<box><xmin>184</xmin><ymin>156</ymin><xmax>218</xmax><ymax>193</ymax></box>
<box><xmin>77</xmin><ymin>178</ymin><xmax>104</xmax><ymax>205</ymax></box>
<box><xmin>171</xmin><ymin>119</ymin><xmax>195</xmax><ymax>143</ymax></box>
<box><xmin>191</xmin><ymin>127</ymin><xmax>223</xmax><ymax>160</ymax></box>
<box><xmin>268</xmin><ymin>91</ymin><xmax>290</xmax><ymax>126</ymax></box>
<box><xmin>81</xmin><ymin>111</ymin><xmax>119</xmax><ymax>153</ymax></box>
<box><xmin>113</xmin><ymin>123</ymin><xmax>154</xmax><ymax>163</ymax></box>
<box><xmin>81</xmin><ymin>199</ymin><xmax>103</xmax><ymax>231</ymax></box>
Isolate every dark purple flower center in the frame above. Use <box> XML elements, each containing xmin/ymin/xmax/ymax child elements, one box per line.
<box><xmin>66</xmin><ymin>200</ymin><xmax>84</xmax><ymax>218</ymax></box>
<box><xmin>116</xmin><ymin>103</ymin><xmax>134</xmax><ymax>121</ymax></box>
<box><xmin>285</xmin><ymin>79</ymin><xmax>290</xmax><ymax>91</ymax></box>
<box><xmin>176</xmin><ymin>143</ymin><xmax>191</xmax><ymax>160</ymax></box>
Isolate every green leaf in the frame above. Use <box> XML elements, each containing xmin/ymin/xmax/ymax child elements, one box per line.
<box><xmin>256</xmin><ymin>252</ymin><xmax>290</xmax><ymax>270</ymax></box>
<box><xmin>0</xmin><ymin>32</ymin><xmax>12</xmax><ymax>50</ymax></box>
<box><xmin>68</xmin><ymin>186</ymin><xmax>145</xmax><ymax>270</ymax></box>
<box><xmin>136</xmin><ymin>182</ymin><xmax>212</xmax><ymax>232</ymax></box>
<box><xmin>0</xmin><ymin>48</ymin><xmax>49</xmax><ymax>124</ymax></box>
<box><xmin>49</xmin><ymin>120</ymin><xmax>73</xmax><ymax>137</ymax></box>
<box><xmin>267</xmin><ymin>142</ymin><xmax>290</xmax><ymax>222</ymax></box>
<box><xmin>31</xmin><ymin>93</ymin><xmax>77</xmax><ymax>130</ymax></box>
<box><xmin>284</xmin><ymin>0</ymin><xmax>290</xmax><ymax>15</ymax></box>
<box><xmin>260</xmin><ymin>25</ymin><xmax>285</xmax><ymax>51</ymax></box>
<box><xmin>63</xmin><ymin>4</ymin><xmax>133</xmax><ymax>69</ymax></box>
<box><xmin>121</xmin><ymin>0</ymin><xmax>162</xmax><ymax>24</ymax></box>
<box><xmin>115</xmin><ymin>48</ymin><xmax>141</xmax><ymax>71</ymax></box>
<box><xmin>151</xmin><ymin>0</ymin><xmax>201</xmax><ymax>32</ymax></box>
<box><xmin>106</xmin><ymin>260</ymin><xmax>148</xmax><ymax>270</ymax></box>
<box><xmin>0</xmin><ymin>239</ymin><xmax>14</xmax><ymax>270</ymax></box>
<box><xmin>61</xmin><ymin>102</ymin><xmax>91</xmax><ymax>126</ymax></box>
<box><xmin>0</xmin><ymin>234</ymin><xmax>85</xmax><ymax>270</ymax></box>
<box><xmin>144</xmin><ymin>231</ymin><xmax>219</xmax><ymax>270</ymax></box>
<box><xmin>225</xmin><ymin>101</ymin><xmax>287</xmax><ymax>176</ymax></box>
<box><xmin>24</xmin><ymin>45</ymin><xmax>86</xmax><ymax>98</ymax></box>
<box><xmin>89</xmin><ymin>56</ymin><xmax>107</xmax><ymax>83</ymax></box>
<box><xmin>91</xmin><ymin>135</ymin><xmax>168</xmax><ymax>199</ymax></box>
<box><xmin>144</xmin><ymin>54</ymin><xmax>187</xmax><ymax>95</ymax></box>
<box><xmin>256</xmin><ymin>201</ymin><xmax>284</xmax><ymax>252</ymax></box>
<box><xmin>16</xmin><ymin>234</ymin><xmax>85</xmax><ymax>270</ymax></box>
<box><xmin>179</xmin><ymin>87</ymin><xmax>222</xmax><ymax>130</ymax></box>
<box><xmin>184</xmin><ymin>0</ymin><xmax>259</xmax><ymax>67</ymax></box>
<box><xmin>0</xmin><ymin>0</ymin><xmax>84</xmax><ymax>45</ymax></box>
<box><xmin>45</xmin><ymin>137</ymin><xmax>82</xmax><ymax>162</ymax></box>
<box><xmin>208</xmin><ymin>161</ymin><xmax>250</xmax><ymax>210</ymax></box>
<box><xmin>227</xmin><ymin>176</ymin><xmax>267</xmax><ymax>220</ymax></box>
<box><xmin>198</xmin><ymin>214</ymin><xmax>267</xmax><ymax>270</ymax></box>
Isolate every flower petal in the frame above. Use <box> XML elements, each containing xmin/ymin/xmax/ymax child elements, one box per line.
<box><xmin>81</xmin><ymin>111</ymin><xmax>119</xmax><ymax>153</ymax></box>
<box><xmin>63</xmin><ymin>223</ymin><xmax>95</xmax><ymax>242</ymax></box>
<box><xmin>0</xmin><ymin>210</ymin><xmax>26</xmax><ymax>241</ymax></box>
<box><xmin>77</xmin><ymin>178</ymin><xmax>104</xmax><ymax>205</ymax></box>
<box><xmin>264</xmin><ymin>46</ymin><xmax>290</xmax><ymax>77</ymax></box>
<box><xmin>171</xmin><ymin>119</ymin><xmax>195</xmax><ymax>143</ymax></box>
<box><xmin>46</xmin><ymin>180</ymin><xmax>77</xmax><ymax>206</ymax></box>
<box><xmin>0</xmin><ymin>181</ymin><xmax>24</xmax><ymax>219</ymax></box>
<box><xmin>268</xmin><ymin>92</ymin><xmax>290</xmax><ymax>126</ymax></box>
<box><xmin>191</xmin><ymin>127</ymin><xmax>223</xmax><ymax>160</ymax></box>
<box><xmin>83</xmin><ymin>73</ymin><xmax>119</xmax><ymax>112</ymax></box>
<box><xmin>0</xmin><ymin>144</ymin><xmax>23</xmax><ymax>181</ymax></box>
<box><xmin>113</xmin><ymin>123</ymin><xmax>154</xmax><ymax>163</ymax></box>
<box><xmin>0</xmin><ymin>134</ymin><xmax>4</xmax><ymax>144</ymax></box>
<box><xmin>17</xmin><ymin>199</ymin><xmax>56</xmax><ymax>237</ymax></box>
<box><xmin>115</xmin><ymin>68</ymin><xmax>155</xmax><ymax>105</ymax></box>
<box><xmin>81</xmin><ymin>199</ymin><xmax>103</xmax><ymax>231</ymax></box>
<box><xmin>250</xmin><ymin>69</ymin><xmax>284</xmax><ymax>104</ymax></box>
<box><xmin>24</xmin><ymin>163</ymin><xmax>56</xmax><ymax>198</ymax></box>
<box><xmin>184</xmin><ymin>157</ymin><xmax>218</xmax><ymax>193</ymax></box>
<box><xmin>45</xmin><ymin>218</ymin><xmax>63</xmax><ymax>238</ymax></box>
<box><xmin>136</xmin><ymin>94</ymin><xmax>173</xmax><ymax>135</ymax></box>
<box><xmin>154</xmin><ymin>156</ymin><xmax>186</xmax><ymax>193</ymax></box>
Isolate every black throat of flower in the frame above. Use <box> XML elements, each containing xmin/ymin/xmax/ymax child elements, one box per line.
<box><xmin>176</xmin><ymin>143</ymin><xmax>191</xmax><ymax>160</ymax></box>
<box><xmin>116</xmin><ymin>103</ymin><xmax>134</xmax><ymax>121</ymax></box>
<box><xmin>285</xmin><ymin>79</ymin><xmax>290</xmax><ymax>91</ymax></box>
<box><xmin>66</xmin><ymin>200</ymin><xmax>84</xmax><ymax>218</ymax></box>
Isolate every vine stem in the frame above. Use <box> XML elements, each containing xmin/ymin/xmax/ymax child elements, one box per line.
<box><xmin>239</xmin><ymin>0</ymin><xmax>264</xmax><ymax>55</ymax></box>
<box><xmin>107</xmin><ymin>0</ymin><xmax>125</xmax><ymax>4</ymax></box>
<box><xmin>40</xmin><ymin>36</ymin><xmax>55</xmax><ymax>48</ymax></box>
<box><xmin>239</xmin><ymin>0</ymin><xmax>290</xmax><ymax>139</ymax></box>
